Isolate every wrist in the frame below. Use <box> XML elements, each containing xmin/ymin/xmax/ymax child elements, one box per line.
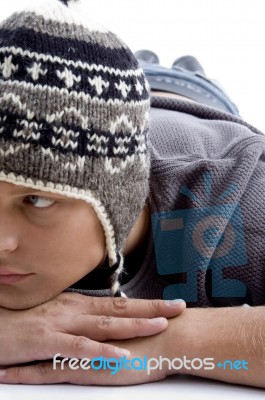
<box><xmin>164</xmin><ymin>305</ymin><xmax>263</xmax><ymax>386</ymax></box>
<box><xmin>162</xmin><ymin>308</ymin><xmax>198</xmax><ymax>376</ymax></box>
<box><xmin>164</xmin><ymin>307</ymin><xmax>231</xmax><ymax>376</ymax></box>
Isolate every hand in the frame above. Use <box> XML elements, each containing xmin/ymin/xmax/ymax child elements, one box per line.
<box><xmin>0</xmin><ymin>301</ymin><xmax>187</xmax><ymax>385</ymax></box>
<box><xmin>0</xmin><ymin>292</ymin><xmax>186</xmax><ymax>369</ymax></box>
<box><xmin>0</xmin><ymin>323</ymin><xmax>171</xmax><ymax>385</ymax></box>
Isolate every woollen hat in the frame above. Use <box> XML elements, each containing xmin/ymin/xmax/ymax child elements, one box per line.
<box><xmin>0</xmin><ymin>0</ymin><xmax>150</xmax><ymax>297</ymax></box>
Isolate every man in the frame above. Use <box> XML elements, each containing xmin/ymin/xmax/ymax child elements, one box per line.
<box><xmin>0</xmin><ymin>0</ymin><xmax>264</xmax><ymax>388</ymax></box>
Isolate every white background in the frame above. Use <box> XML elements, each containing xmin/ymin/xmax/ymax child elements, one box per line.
<box><xmin>1</xmin><ymin>0</ymin><xmax>264</xmax><ymax>131</ymax></box>
<box><xmin>1</xmin><ymin>375</ymin><xmax>265</xmax><ymax>399</ymax></box>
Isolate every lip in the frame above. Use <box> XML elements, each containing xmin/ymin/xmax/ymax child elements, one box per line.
<box><xmin>0</xmin><ymin>270</ymin><xmax>33</xmax><ymax>284</ymax></box>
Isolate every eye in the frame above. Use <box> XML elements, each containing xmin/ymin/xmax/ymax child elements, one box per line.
<box><xmin>24</xmin><ymin>195</ymin><xmax>56</xmax><ymax>209</ymax></box>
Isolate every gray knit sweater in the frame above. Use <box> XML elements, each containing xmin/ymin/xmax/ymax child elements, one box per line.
<box><xmin>66</xmin><ymin>96</ymin><xmax>265</xmax><ymax>307</ymax></box>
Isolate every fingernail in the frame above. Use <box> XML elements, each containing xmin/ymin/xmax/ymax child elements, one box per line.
<box><xmin>149</xmin><ymin>317</ymin><xmax>167</xmax><ymax>325</ymax></box>
<box><xmin>0</xmin><ymin>370</ymin><xmax>6</xmax><ymax>377</ymax></box>
<box><xmin>164</xmin><ymin>299</ymin><xmax>185</xmax><ymax>306</ymax></box>
<box><xmin>115</xmin><ymin>348</ymin><xmax>131</xmax><ymax>357</ymax></box>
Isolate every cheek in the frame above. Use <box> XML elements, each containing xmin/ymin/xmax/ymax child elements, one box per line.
<box><xmin>63</xmin><ymin>210</ymin><xmax>105</xmax><ymax>265</ymax></box>
<box><xmin>23</xmin><ymin>209</ymin><xmax>105</xmax><ymax>287</ymax></box>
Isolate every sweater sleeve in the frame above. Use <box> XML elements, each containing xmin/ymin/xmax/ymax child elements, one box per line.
<box><xmin>148</xmin><ymin>98</ymin><xmax>265</xmax><ymax>307</ymax></box>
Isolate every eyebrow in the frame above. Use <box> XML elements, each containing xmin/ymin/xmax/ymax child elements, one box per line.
<box><xmin>9</xmin><ymin>187</ymin><xmax>49</xmax><ymax>196</ymax></box>
<box><xmin>8</xmin><ymin>187</ymin><xmax>70</xmax><ymax>201</ymax></box>
<box><xmin>2</xmin><ymin>186</ymin><xmax>68</xmax><ymax>200</ymax></box>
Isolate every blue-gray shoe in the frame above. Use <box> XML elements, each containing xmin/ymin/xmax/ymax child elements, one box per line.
<box><xmin>172</xmin><ymin>55</ymin><xmax>206</xmax><ymax>77</ymax></box>
<box><xmin>134</xmin><ymin>50</ymin><xmax>160</xmax><ymax>64</ymax></box>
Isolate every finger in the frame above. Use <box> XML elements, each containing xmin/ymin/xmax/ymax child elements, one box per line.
<box><xmin>44</xmin><ymin>332</ymin><xmax>131</xmax><ymax>360</ymax></box>
<box><xmin>66</xmin><ymin>315</ymin><xmax>169</xmax><ymax>340</ymax></box>
<box><xmin>0</xmin><ymin>362</ymin><xmax>67</xmax><ymax>385</ymax></box>
<box><xmin>0</xmin><ymin>360</ymin><xmax>165</xmax><ymax>385</ymax></box>
<box><xmin>58</xmin><ymin>293</ymin><xmax>186</xmax><ymax>319</ymax></box>
<box><xmin>96</xmin><ymin>298</ymin><xmax>186</xmax><ymax>318</ymax></box>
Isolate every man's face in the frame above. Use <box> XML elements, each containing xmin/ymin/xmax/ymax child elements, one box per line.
<box><xmin>0</xmin><ymin>181</ymin><xmax>107</xmax><ymax>310</ymax></box>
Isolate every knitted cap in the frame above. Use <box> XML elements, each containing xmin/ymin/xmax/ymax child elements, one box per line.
<box><xmin>0</xmin><ymin>0</ymin><xmax>150</xmax><ymax>297</ymax></box>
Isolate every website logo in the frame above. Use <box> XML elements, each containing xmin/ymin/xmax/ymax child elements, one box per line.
<box><xmin>152</xmin><ymin>172</ymin><xmax>248</xmax><ymax>302</ymax></box>
<box><xmin>53</xmin><ymin>354</ymin><xmax>249</xmax><ymax>375</ymax></box>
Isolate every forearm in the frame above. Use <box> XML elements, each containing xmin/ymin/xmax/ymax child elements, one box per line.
<box><xmin>167</xmin><ymin>306</ymin><xmax>265</xmax><ymax>388</ymax></box>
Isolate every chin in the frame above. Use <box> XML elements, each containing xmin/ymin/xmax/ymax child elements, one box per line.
<box><xmin>0</xmin><ymin>295</ymin><xmax>49</xmax><ymax>310</ymax></box>
<box><xmin>0</xmin><ymin>300</ymin><xmax>34</xmax><ymax>310</ymax></box>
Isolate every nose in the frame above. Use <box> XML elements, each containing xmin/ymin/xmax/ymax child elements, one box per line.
<box><xmin>0</xmin><ymin>210</ymin><xmax>19</xmax><ymax>253</ymax></box>
<box><xmin>0</xmin><ymin>237</ymin><xmax>18</xmax><ymax>253</ymax></box>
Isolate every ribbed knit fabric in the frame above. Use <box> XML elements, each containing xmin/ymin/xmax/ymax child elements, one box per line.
<box><xmin>0</xmin><ymin>0</ymin><xmax>150</xmax><ymax>297</ymax></box>
<box><xmin>66</xmin><ymin>96</ymin><xmax>265</xmax><ymax>308</ymax></box>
